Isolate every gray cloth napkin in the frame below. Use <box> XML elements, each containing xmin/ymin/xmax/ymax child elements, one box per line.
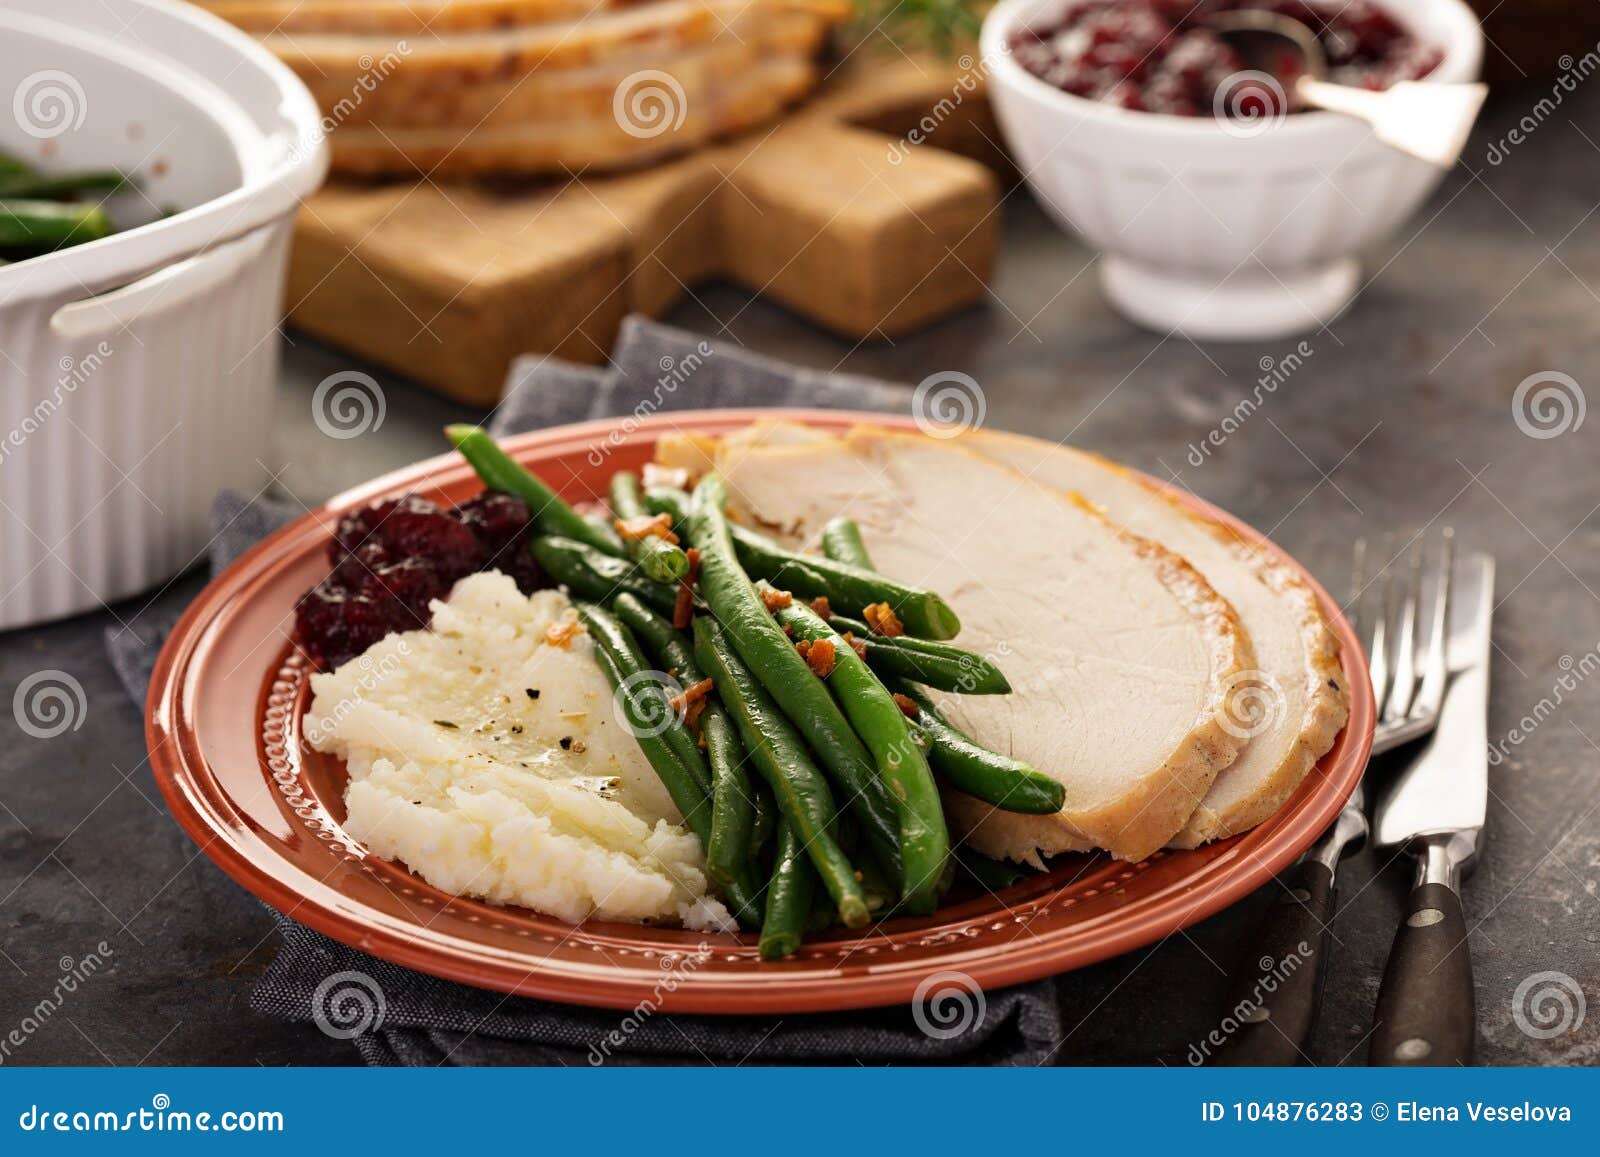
<box><xmin>108</xmin><ymin>316</ymin><xmax>1063</xmax><ymax>1066</ymax></box>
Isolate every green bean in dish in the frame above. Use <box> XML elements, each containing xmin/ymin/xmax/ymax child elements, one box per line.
<box><xmin>447</xmin><ymin>425</ymin><xmax>624</xmax><ymax>555</ymax></box>
<box><xmin>890</xmin><ymin>680</ymin><xmax>1066</xmax><ymax>815</ymax></box>
<box><xmin>956</xmin><ymin>848</ymin><xmax>1034</xmax><ymax>893</ymax></box>
<box><xmin>769</xmin><ymin>593</ymin><xmax>950</xmax><ymax>914</ymax></box>
<box><xmin>574</xmin><ymin>601</ymin><xmax>711</xmax><ymax>799</ymax></box>
<box><xmin>609</xmin><ymin>471</ymin><xmax>691</xmax><ymax>583</ymax></box>
<box><xmin>692</xmin><ymin>616</ymin><xmax>870</xmax><ymax>929</ymax></box>
<box><xmin>0</xmin><ymin>200</ymin><xmax>113</xmax><ymax>249</ymax></box>
<box><xmin>610</xmin><ymin>593</ymin><xmax>758</xmax><ymax>893</ymax></box>
<box><xmin>828</xmin><ymin>614</ymin><xmax>1012</xmax><ymax>695</ymax></box>
<box><xmin>0</xmin><ymin>169</ymin><xmax>125</xmax><ymax>201</ymax></box>
<box><xmin>573</xmin><ymin>601</ymin><xmax>765</xmax><ymax>927</ymax></box>
<box><xmin>820</xmin><ymin>516</ymin><xmax>874</xmax><ymax>568</ymax></box>
<box><xmin>759</xmin><ymin>819</ymin><xmax>817</xmax><ymax>960</ymax></box>
<box><xmin>730</xmin><ymin>524</ymin><xmax>960</xmax><ymax>640</ymax></box>
<box><xmin>529</xmin><ymin>536</ymin><xmax>676</xmax><ymax>614</ymax></box>
<box><xmin>685</xmin><ymin>474</ymin><xmax>903</xmax><ymax>880</ymax></box>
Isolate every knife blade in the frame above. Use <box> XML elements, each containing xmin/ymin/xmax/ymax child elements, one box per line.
<box><xmin>1369</xmin><ymin>550</ymin><xmax>1494</xmax><ymax>1067</ymax></box>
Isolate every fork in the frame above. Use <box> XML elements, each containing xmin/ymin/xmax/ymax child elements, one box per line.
<box><xmin>1209</xmin><ymin>530</ymin><xmax>1454</xmax><ymax>1066</ymax></box>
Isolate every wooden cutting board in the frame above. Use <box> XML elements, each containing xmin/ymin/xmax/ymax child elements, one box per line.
<box><xmin>285</xmin><ymin>56</ymin><xmax>1002</xmax><ymax>404</ymax></box>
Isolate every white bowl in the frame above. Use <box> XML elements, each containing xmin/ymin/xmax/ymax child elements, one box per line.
<box><xmin>0</xmin><ymin>0</ymin><xmax>327</xmax><ymax>629</ymax></box>
<box><xmin>981</xmin><ymin>0</ymin><xmax>1484</xmax><ymax>339</ymax></box>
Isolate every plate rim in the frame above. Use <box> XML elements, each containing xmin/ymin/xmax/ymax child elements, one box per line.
<box><xmin>146</xmin><ymin>407</ymin><xmax>1375</xmax><ymax>1013</ymax></box>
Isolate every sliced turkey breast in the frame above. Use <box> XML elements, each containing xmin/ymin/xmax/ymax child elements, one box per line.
<box><xmin>717</xmin><ymin>427</ymin><xmax>1253</xmax><ymax>863</ymax></box>
<box><xmin>959</xmin><ymin>430</ymin><xmax>1349</xmax><ymax>847</ymax></box>
<box><xmin>199</xmin><ymin>0</ymin><xmax>622</xmax><ymax>35</ymax></box>
<box><xmin>324</xmin><ymin>55</ymin><xmax>817</xmax><ymax>175</ymax></box>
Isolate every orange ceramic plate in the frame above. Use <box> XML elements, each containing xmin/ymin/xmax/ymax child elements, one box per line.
<box><xmin>147</xmin><ymin>409</ymin><xmax>1374</xmax><ymax>1014</ymax></box>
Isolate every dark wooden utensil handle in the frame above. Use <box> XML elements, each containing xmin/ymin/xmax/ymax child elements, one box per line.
<box><xmin>1209</xmin><ymin>859</ymin><xmax>1334</xmax><ymax>1066</ymax></box>
<box><xmin>1370</xmin><ymin>880</ymin><xmax>1475</xmax><ymax>1066</ymax></box>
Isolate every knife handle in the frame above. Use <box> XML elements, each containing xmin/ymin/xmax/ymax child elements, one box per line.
<box><xmin>1371</xmin><ymin>880</ymin><xmax>1475</xmax><ymax>1066</ymax></box>
<box><xmin>1209</xmin><ymin>859</ymin><xmax>1334</xmax><ymax>1067</ymax></box>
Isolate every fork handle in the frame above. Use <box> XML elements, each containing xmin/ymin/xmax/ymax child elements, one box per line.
<box><xmin>1208</xmin><ymin>859</ymin><xmax>1334</xmax><ymax>1066</ymax></box>
<box><xmin>1371</xmin><ymin>879</ymin><xmax>1475</xmax><ymax>1066</ymax></box>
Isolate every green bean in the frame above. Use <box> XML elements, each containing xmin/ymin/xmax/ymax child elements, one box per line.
<box><xmin>731</xmin><ymin>525</ymin><xmax>960</xmax><ymax>640</ymax></box>
<box><xmin>576</xmin><ymin>616</ymin><xmax>760</xmax><ymax>927</ymax></box>
<box><xmin>701</xmin><ymin>705</ymin><xmax>756</xmax><ymax>892</ymax></box>
<box><xmin>609</xmin><ymin>471</ymin><xmax>690</xmax><ymax>583</ymax></box>
<box><xmin>771</xmin><ymin>594</ymin><xmax>949</xmax><ymax>913</ymax></box>
<box><xmin>610</xmin><ymin>592</ymin><xmax>695</xmax><ymax>674</ymax></box>
<box><xmin>530</xmin><ymin>536</ymin><xmax>676</xmax><ymax>614</ymax></box>
<box><xmin>829</xmin><ymin>615</ymin><xmax>1011</xmax><ymax>695</ymax></box>
<box><xmin>0</xmin><ymin>200</ymin><xmax>111</xmax><ymax>248</ymax></box>
<box><xmin>0</xmin><ymin>154</ymin><xmax>31</xmax><ymax>178</ymax></box>
<box><xmin>0</xmin><ymin>170</ymin><xmax>124</xmax><ymax>200</ymax></box>
<box><xmin>956</xmin><ymin>848</ymin><xmax>1033</xmax><ymax>892</ymax></box>
<box><xmin>747</xmin><ymin>777</ymin><xmax>777</xmax><ymax>862</ymax></box>
<box><xmin>759</xmin><ymin>819</ymin><xmax>816</xmax><ymax>959</ymax></box>
<box><xmin>891</xmin><ymin>681</ymin><xmax>1065</xmax><ymax>815</ymax></box>
<box><xmin>642</xmin><ymin>485</ymin><xmax>689</xmax><ymax>528</ymax></box>
<box><xmin>685</xmin><ymin>475</ymin><xmax>902</xmax><ymax>879</ymax></box>
<box><xmin>446</xmin><ymin>425</ymin><xmax>623</xmax><ymax>555</ymax></box>
<box><xmin>576</xmin><ymin>601</ymin><xmax>710</xmax><ymax>796</ymax></box>
<box><xmin>611</xmin><ymin>593</ymin><xmax>755</xmax><ymax>893</ymax></box>
<box><xmin>820</xmin><ymin>516</ymin><xmax>874</xmax><ymax>568</ymax></box>
<box><xmin>692</xmin><ymin>616</ymin><xmax>869</xmax><ymax>928</ymax></box>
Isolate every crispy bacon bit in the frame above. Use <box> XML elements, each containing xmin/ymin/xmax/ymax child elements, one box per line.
<box><xmin>614</xmin><ymin>513</ymin><xmax>679</xmax><ymax>544</ymax></box>
<box><xmin>545</xmin><ymin>619</ymin><xmax>585</xmax><ymax>648</ymax></box>
<box><xmin>892</xmin><ymin>693</ymin><xmax>921</xmax><ymax>720</ymax></box>
<box><xmin>672</xmin><ymin>548</ymin><xmax>701</xmax><ymax>629</ymax></box>
<box><xmin>863</xmin><ymin>602</ymin><xmax>905</xmax><ymax>637</ymax></box>
<box><xmin>841</xmin><ymin>630</ymin><xmax>868</xmax><ymax>661</ymax></box>
<box><xmin>808</xmin><ymin>596</ymin><xmax>832</xmax><ymax>618</ymax></box>
<box><xmin>760</xmin><ymin>587</ymin><xmax>793</xmax><ymax>612</ymax></box>
<box><xmin>668</xmin><ymin>677</ymin><xmax>715</xmax><ymax>730</ymax></box>
<box><xmin>802</xmin><ymin>637</ymin><xmax>837</xmax><ymax>678</ymax></box>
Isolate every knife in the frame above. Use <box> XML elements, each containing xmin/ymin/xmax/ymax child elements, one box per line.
<box><xmin>1369</xmin><ymin>551</ymin><xmax>1494</xmax><ymax>1067</ymax></box>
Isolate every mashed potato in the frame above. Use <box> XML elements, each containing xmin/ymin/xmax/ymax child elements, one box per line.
<box><xmin>305</xmin><ymin>572</ymin><xmax>732</xmax><ymax>930</ymax></box>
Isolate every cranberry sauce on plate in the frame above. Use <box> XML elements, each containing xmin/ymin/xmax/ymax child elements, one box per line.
<box><xmin>296</xmin><ymin>491</ymin><xmax>545</xmax><ymax>669</ymax></box>
<box><xmin>1008</xmin><ymin>0</ymin><xmax>1441</xmax><ymax>116</ymax></box>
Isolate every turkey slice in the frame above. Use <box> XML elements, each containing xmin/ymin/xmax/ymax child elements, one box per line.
<box><xmin>323</xmin><ymin>55</ymin><xmax>816</xmax><ymax>176</ymax></box>
<box><xmin>717</xmin><ymin>427</ymin><xmax>1253</xmax><ymax>863</ymax></box>
<box><xmin>960</xmin><ymin>430</ymin><xmax>1349</xmax><ymax>847</ymax></box>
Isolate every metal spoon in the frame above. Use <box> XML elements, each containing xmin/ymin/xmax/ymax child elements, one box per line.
<box><xmin>1206</xmin><ymin>10</ymin><xmax>1486</xmax><ymax>167</ymax></box>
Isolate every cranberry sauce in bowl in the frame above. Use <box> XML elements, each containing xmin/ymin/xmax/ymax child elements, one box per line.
<box><xmin>1007</xmin><ymin>0</ymin><xmax>1442</xmax><ymax>116</ymax></box>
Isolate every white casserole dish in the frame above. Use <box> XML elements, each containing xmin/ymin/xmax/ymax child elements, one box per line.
<box><xmin>0</xmin><ymin>0</ymin><xmax>327</xmax><ymax>629</ymax></box>
<box><xmin>981</xmin><ymin>0</ymin><xmax>1484</xmax><ymax>339</ymax></box>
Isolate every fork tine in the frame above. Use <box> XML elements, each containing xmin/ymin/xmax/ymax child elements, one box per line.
<box><xmin>1365</xmin><ymin>538</ymin><xmax>1393</xmax><ymax>714</ymax></box>
<box><xmin>1383</xmin><ymin>539</ymin><xmax>1423</xmax><ymax>723</ymax></box>
<box><xmin>1411</xmin><ymin>528</ymin><xmax>1454</xmax><ymax>720</ymax></box>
